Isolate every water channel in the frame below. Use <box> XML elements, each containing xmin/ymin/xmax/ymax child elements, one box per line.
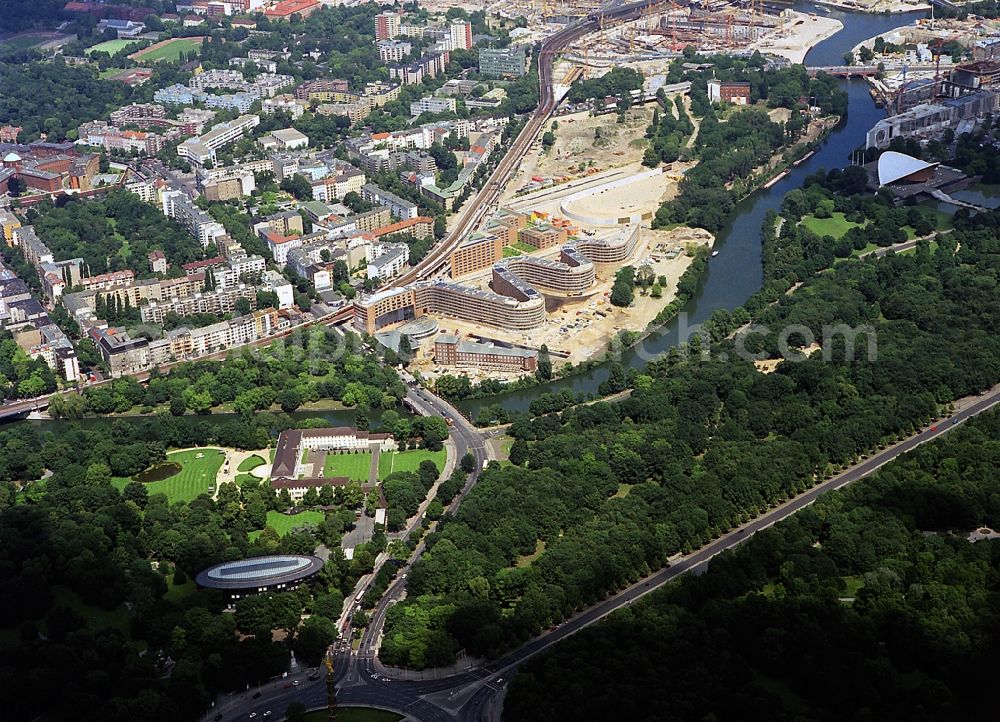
<box><xmin>457</xmin><ymin>3</ymin><xmax>930</xmax><ymax>418</ymax></box>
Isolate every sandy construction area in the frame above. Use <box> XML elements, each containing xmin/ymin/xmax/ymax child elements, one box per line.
<box><xmin>752</xmin><ymin>11</ymin><xmax>843</xmax><ymax>64</ymax></box>
<box><xmin>413</xmin><ymin>226</ymin><xmax>714</xmax><ymax>384</ymax></box>
<box><xmin>503</xmin><ymin>106</ymin><xmax>657</xmax><ymax>205</ymax></box>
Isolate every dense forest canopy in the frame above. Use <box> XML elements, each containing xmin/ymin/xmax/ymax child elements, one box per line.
<box><xmin>504</xmin><ymin>407</ymin><xmax>1000</xmax><ymax>721</ymax></box>
<box><xmin>380</xmin><ymin>194</ymin><xmax>1000</xmax><ymax>668</ymax></box>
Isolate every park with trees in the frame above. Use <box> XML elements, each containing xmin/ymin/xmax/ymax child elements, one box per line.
<box><xmin>379</xmin><ymin>191</ymin><xmax>1000</xmax><ymax>669</ymax></box>
<box><xmin>504</xmin><ymin>407</ymin><xmax>1000</xmax><ymax>720</ymax></box>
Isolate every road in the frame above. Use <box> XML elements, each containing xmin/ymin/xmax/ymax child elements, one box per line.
<box><xmin>214</xmin><ymin>382</ymin><xmax>1000</xmax><ymax>722</ymax></box>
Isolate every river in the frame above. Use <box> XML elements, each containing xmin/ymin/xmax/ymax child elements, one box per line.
<box><xmin>8</xmin><ymin>6</ymin><xmax>928</xmax><ymax>434</ymax></box>
<box><xmin>456</xmin><ymin>3</ymin><xmax>929</xmax><ymax>419</ymax></box>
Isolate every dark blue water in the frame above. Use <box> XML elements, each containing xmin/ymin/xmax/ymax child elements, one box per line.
<box><xmin>456</xmin><ymin>5</ymin><xmax>928</xmax><ymax>418</ymax></box>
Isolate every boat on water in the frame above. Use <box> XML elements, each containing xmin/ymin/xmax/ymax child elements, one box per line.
<box><xmin>711</xmin><ymin>251</ymin><xmax>720</xmax><ymax>257</ymax></box>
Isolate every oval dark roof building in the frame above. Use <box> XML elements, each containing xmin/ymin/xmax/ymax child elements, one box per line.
<box><xmin>195</xmin><ymin>555</ymin><xmax>324</xmax><ymax>591</ymax></box>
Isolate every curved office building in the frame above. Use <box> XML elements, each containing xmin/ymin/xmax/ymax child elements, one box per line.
<box><xmin>492</xmin><ymin>245</ymin><xmax>595</xmax><ymax>297</ymax></box>
<box><xmin>572</xmin><ymin>224</ymin><xmax>640</xmax><ymax>264</ymax></box>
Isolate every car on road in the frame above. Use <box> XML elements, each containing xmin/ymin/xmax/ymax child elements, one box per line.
<box><xmin>263</xmin><ymin>713</ymin><xmax>272</xmax><ymax>719</ymax></box>
<box><xmin>292</xmin><ymin>680</ymin><xmax>301</xmax><ymax>687</ymax></box>
<box><xmin>252</xmin><ymin>692</ymin><xmax>261</xmax><ymax>699</ymax></box>
<box><xmin>249</xmin><ymin>714</ymin><xmax>257</xmax><ymax>720</ymax></box>
<box><xmin>283</xmin><ymin>682</ymin><xmax>293</xmax><ymax>688</ymax></box>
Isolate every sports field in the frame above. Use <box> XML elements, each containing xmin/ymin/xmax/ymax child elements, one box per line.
<box><xmin>85</xmin><ymin>39</ymin><xmax>140</xmax><ymax>56</ymax></box>
<box><xmin>323</xmin><ymin>452</ymin><xmax>372</xmax><ymax>481</ymax></box>
<box><xmin>377</xmin><ymin>448</ymin><xmax>446</xmax><ymax>478</ymax></box>
<box><xmin>116</xmin><ymin>448</ymin><xmax>225</xmax><ymax>504</ymax></box>
<box><xmin>130</xmin><ymin>37</ymin><xmax>202</xmax><ymax>62</ymax></box>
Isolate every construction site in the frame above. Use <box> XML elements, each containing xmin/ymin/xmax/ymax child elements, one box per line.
<box><xmin>850</xmin><ymin>15</ymin><xmax>1000</xmax><ymax>115</ymax></box>
<box><xmin>493</xmin><ymin>0</ymin><xmax>842</xmax><ymax>66</ymax></box>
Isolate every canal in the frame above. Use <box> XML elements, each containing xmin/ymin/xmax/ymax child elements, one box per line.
<box><xmin>457</xmin><ymin>3</ymin><xmax>929</xmax><ymax>419</ymax></box>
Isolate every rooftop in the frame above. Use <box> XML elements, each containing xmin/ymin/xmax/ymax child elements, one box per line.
<box><xmin>195</xmin><ymin>554</ymin><xmax>324</xmax><ymax>590</ymax></box>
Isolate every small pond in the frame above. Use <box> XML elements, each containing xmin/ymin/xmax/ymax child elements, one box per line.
<box><xmin>134</xmin><ymin>462</ymin><xmax>182</xmax><ymax>483</ymax></box>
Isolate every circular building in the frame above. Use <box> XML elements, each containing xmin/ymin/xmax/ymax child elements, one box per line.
<box><xmin>196</xmin><ymin>555</ymin><xmax>324</xmax><ymax>602</ymax></box>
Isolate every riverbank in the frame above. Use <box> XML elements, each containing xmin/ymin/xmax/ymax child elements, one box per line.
<box><xmin>814</xmin><ymin>0</ymin><xmax>930</xmax><ymax>13</ymax></box>
<box><xmin>752</xmin><ymin>10</ymin><xmax>843</xmax><ymax>64</ymax></box>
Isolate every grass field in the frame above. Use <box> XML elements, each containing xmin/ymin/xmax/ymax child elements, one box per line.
<box><xmin>249</xmin><ymin>510</ymin><xmax>325</xmax><ymax>540</ymax></box>
<box><xmin>130</xmin><ymin>37</ymin><xmax>202</xmax><ymax>62</ymax></box>
<box><xmin>800</xmin><ymin>212</ymin><xmax>866</xmax><ymax>240</ymax></box>
<box><xmin>115</xmin><ymin>448</ymin><xmax>225</xmax><ymax>504</ymax></box>
<box><xmin>238</xmin><ymin>454</ymin><xmax>267</xmax><ymax>472</ymax></box>
<box><xmin>323</xmin><ymin>452</ymin><xmax>372</xmax><ymax>481</ymax></box>
<box><xmin>85</xmin><ymin>39</ymin><xmax>140</xmax><ymax>56</ymax></box>
<box><xmin>303</xmin><ymin>709</ymin><xmax>401</xmax><ymax>722</ymax></box>
<box><xmin>377</xmin><ymin>448</ymin><xmax>447</xmax><ymax>478</ymax></box>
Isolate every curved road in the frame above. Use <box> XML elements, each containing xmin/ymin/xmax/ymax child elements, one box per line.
<box><xmin>217</xmin><ymin>383</ymin><xmax>1000</xmax><ymax>722</ymax></box>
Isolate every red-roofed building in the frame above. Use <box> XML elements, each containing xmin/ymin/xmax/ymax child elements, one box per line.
<box><xmin>363</xmin><ymin>216</ymin><xmax>434</xmax><ymax>241</ymax></box>
<box><xmin>182</xmin><ymin>256</ymin><xmax>225</xmax><ymax>275</ymax></box>
<box><xmin>264</xmin><ymin>0</ymin><xmax>320</xmax><ymax>19</ymax></box>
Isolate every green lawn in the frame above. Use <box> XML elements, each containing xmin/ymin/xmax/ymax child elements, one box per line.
<box><xmin>85</xmin><ymin>38</ymin><xmax>140</xmax><ymax>56</ymax></box>
<box><xmin>323</xmin><ymin>451</ymin><xmax>372</xmax><ymax>481</ymax></box>
<box><xmin>164</xmin><ymin>577</ymin><xmax>196</xmax><ymax>605</ymax></box>
<box><xmin>115</xmin><ymin>448</ymin><xmax>225</xmax><ymax>504</ymax></box>
<box><xmin>130</xmin><ymin>37</ymin><xmax>202</xmax><ymax>62</ymax></box>
<box><xmin>378</xmin><ymin>448</ymin><xmax>447</xmax><ymax>478</ymax></box>
<box><xmin>236</xmin><ymin>472</ymin><xmax>263</xmax><ymax>487</ymax></box>
<box><xmin>303</xmin><ymin>708</ymin><xmax>401</xmax><ymax>722</ymax></box>
<box><xmin>249</xmin><ymin>510</ymin><xmax>325</xmax><ymax>540</ymax></box>
<box><xmin>238</xmin><ymin>454</ymin><xmax>267</xmax><ymax>472</ymax></box>
<box><xmin>800</xmin><ymin>212</ymin><xmax>866</xmax><ymax>240</ymax></box>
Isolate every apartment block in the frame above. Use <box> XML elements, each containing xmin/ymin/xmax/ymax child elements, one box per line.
<box><xmin>410</xmin><ymin>96</ymin><xmax>457</xmax><ymax>118</ymax></box>
<box><xmin>375</xmin><ymin>11</ymin><xmax>400</xmax><ymax>40</ymax></box>
<box><xmin>361</xmin><ymin>183</ymin><xmax>418</xmax><ymax>220</ymax></box>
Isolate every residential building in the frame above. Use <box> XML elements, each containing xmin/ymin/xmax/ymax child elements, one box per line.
<box><xmin>365</xmin><ymin>242</ymin><xmax>409</xmax><ymax>281</ymax></box>
<box><xmin>162</xmin><ymin>190</ymin><xmax>227</xmax><ymax>246</ymax></box>
<box><xmin>149</xmin><ymin>250</ymin><xmax>168</xmax><ymax>274</ymax></box>
<box><xmin>448</xmin><ymin>19</ymin><xmax>472</xmax><ymax>51</ymax></box>
<box><xmin>295</xmin><ymin>78</ymin><xmax>351</xmax><ymax>101</ymax></box>
<box><xmin>361</xmin><ymin>183</ymin><xmax>418</xmax><ymax>220</ymax></box>
<box><xmin>410</xmin><ymin>96</ymin><xmax>457</xmax><ymax>118</ymax></box>
<box><xmin>375</xmin><ymin>11</ymin><xmax>400</xmax><ymax>41</ymax></box>
<box><xmin>261</xmin><ymin>269</ymin><xmax>295</xmax><ymax>308</ymax></box>
<box><xmin>377</xmin><ymin>39</ymin><xmax>412</xmax><ymax>63</ymax></box>
<box><xmin>261</xmin><ymin>94</ymin><xmax>307</xmax><ymax>118</ymax></box>
<box><xmin>177</xmin><ymin>114</ymin><xmax>260</xmax><ymax>165</ymax></box>
<box><xmin>0</xmin><ymin>209</ymin><xmax>22</xmax><ymax>245</ymax></box>
<box><xmin>389</xmin><ymin>51</ymin><xmax>449</xmax><ymax>85</ymax></box>
<box><xmin>365</xmin><ymin>216</ymin><xmax>434</xmax><ymax>241</ymax></box>
<box><xmin>140</xmin><ymin>284</ymin><xmax>256</xmax><ymax>324</ymax></box>
<box><xmin>201</xmin><ymin>170</ymin><xmax>256</xmax><ymax>201</ymax></box>
<box><xmin>479</xmin><ymin>45</ymin><xmax>527</xmax><ymax>78</ymax></box>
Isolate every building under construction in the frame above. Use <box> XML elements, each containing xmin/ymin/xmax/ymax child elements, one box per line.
<box><xmin>560</xmin><ymin>0</ymin><xmax>792</xmax><ymax>65</ymax></box>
